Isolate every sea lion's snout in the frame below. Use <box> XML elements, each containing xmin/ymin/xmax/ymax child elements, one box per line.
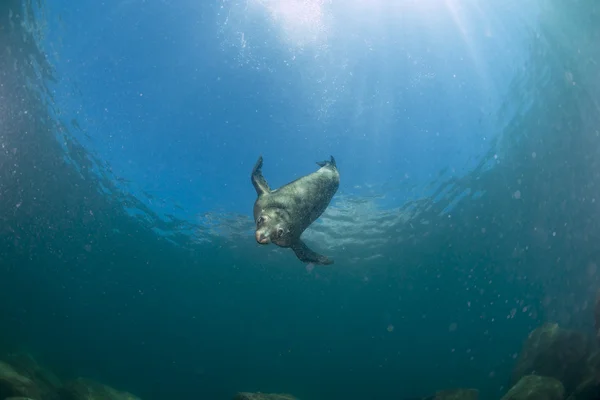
<box><xmin>255</xmin><ymin>230</ymin><xmax>270</xmax><ymax>244</ymax></box>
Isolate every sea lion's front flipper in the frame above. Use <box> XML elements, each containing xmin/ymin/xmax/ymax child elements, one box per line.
<box><xmin>251</xmin><ymin>156</ymin><xmax>271</xmax><ymax>196</ymax></box>
<box><xmin>290</xmin><ymin>240</ymin><xmax>333</xmax><ymax>265</ymax></box>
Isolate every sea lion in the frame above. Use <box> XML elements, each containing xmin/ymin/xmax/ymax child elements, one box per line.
<box><xmin>251</xmin><ymin>155</ymin><xmax>340</xmax><ymax>265</ymax></box>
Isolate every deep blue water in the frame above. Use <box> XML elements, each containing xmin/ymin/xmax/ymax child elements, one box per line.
<box><xmin>1</xmin><ymin>0</ymin><xmax>600</xmax><ymax>399</ymax></box>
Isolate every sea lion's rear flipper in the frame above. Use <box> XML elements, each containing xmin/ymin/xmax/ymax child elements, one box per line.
<box><xmin>316</xmin><ymin>155</ymin><xmax>336</xmax><ymax>168</ymax></box>
<box><xmin>290</xmin><ymin>240</ymin><xmax>334</xmax><ymax>265</ymax></box>
<box><xmin>251</xmin><ymin>156</ymin><xmax>271</xmax><ymax>196</ymax></box>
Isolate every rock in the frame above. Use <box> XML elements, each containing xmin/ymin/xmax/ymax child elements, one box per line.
<box><xmin>513</xmin><ymin>322</ymin><xmax>592</xmax><ymax>394</ymax></box>
<box><xmin>502</xmin><ymin>375</ymin><xmax>565</xmax><ymax>400</ymax></box>
<box><xmin>233</xmin><ymin>393</ymin><xmax>298</xmax><ymax>400</ymax></box>
<box><xmin>408</xmin><ymin>388</ymin><xmax>479</xmax><ymax>400</ymax></box>
<box><xmin>3</xmin><ymin>352</ymin><xmax>61</xmax><ymax>399</ymax></box>
<box><xmin>567</xmin><ymin>350</ymin><xmax>600</xmax><ymax>400</ymax></box>
<box><xmin>5</xmin><ymin>353</ymin><xmax>61</xmax><ymax>390</ymax></box>
<box><xmin>0</xmin><ymin>361</ymin><xmax>42</xmax><ymax>399</ymax></box>
<box><xmin>58</xmin><ymin>378</ymin><xmax>141</xmax><ymax>400</ymax></box>
<box><xmin>433</xmin><ymin>388</ymin><xmax>479</xmax><ymax>400</ymax></box>
<box><xmin>5</xmin><ymin>398</ymin><xmax>37</xmax><ymax>400</ymax></box>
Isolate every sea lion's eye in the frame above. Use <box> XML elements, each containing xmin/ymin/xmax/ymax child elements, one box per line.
<box><xmin>277</xmin><ymin>227</ymin><xmax>284</xmax><ymax>237</ymax></box>
<box><xmin>257</xmin><ymin>216</ymin><xmax>264</xmax><ymax>225</ymax></box>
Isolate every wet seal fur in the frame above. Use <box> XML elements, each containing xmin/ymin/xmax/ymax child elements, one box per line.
<box><xmin>251</xmin><ymin>155</ymin><xmax>340</xmax><ymax>265</ymax></box>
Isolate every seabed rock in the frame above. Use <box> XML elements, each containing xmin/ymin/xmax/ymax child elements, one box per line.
<box><xmin>0</xmin><ymin>361</ymin><xmax>43</xmax><ymax>400</ymax></box>
<box><xmin>4</xmin><ymin>353</ymin><xmax>61</xmax><ymax>391</ymax></box>
<box><xmin>233</xmin><ymin>392</ymin><xmax>298</xmax><ymax>400</ymax></box>
<box><xmin>4</xmin><ymin>352</ymin><xmax>61</xmax><ymax>400</ymax></box>
<box><xmin>501</xmin><ymin>375</ymin><xmax>565</xmax><ymax>400</ymax></box>
<box><xmin>5</xmin><ymin>398</ymin><xmax>37</xmax><ymax>400</ymax></box>
<box><xmin>0</xmin><ymin>352</ymin><xmax>142</xmax><ymax>400</ymax></box>
<box><xmin>58</xmin><ymin>378</ymin><xmax>141</xmax><ymax>400</ymax></box>
<box><xmin>432</xmin><ymin>388</ymin><xmax>479</xmax><ymax>400</ymax></box>
<box><xmin>512</xmin><ymin>322</ymin><xmax>592</xmax><ymax>394</ymax></box>
<box><xmin>566</xmin><ymin>349</ymin><xmax>600</xmax><ymax>400</ymax></box>
<box><xmin>0</xmin><ymin>351</ymin><xmax>62</xmax><ymax>400</ymax></box>
<box><xmin>6</xmin><ymin>316</ymin><xmax>600</xmax><ymax>400</ymax></box>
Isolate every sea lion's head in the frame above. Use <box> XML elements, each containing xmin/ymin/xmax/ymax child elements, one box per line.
<box><xmin>254</xmin><ymin>209</ymin><xmax>290</xmax><ymax>246</ymax></box>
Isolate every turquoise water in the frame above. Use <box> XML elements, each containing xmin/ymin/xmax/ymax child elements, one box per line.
<box><xmin>1</xmin><ymin>0</ymin><xmax>599</xmax><ymax>399</ymax></box>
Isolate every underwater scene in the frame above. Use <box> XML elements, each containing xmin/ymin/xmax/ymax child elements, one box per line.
<box><xmin>1</xmin><ymin>0</ymin><xmax>600</xmax><ymax>399</ymax></box>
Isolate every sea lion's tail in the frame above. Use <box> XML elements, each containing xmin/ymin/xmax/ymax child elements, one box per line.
<box><xmin>316</xmin><ymin>155</ymin><xmax>336</xmax><ymax>169</ymax></box>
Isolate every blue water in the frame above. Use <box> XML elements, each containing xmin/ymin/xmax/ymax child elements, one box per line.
<box><xmin>46</xmin><ymin>0</ymin><xmax>531</xmax><ymax>217</ymax></box>
<box><xmin>1</xmin><ymin>0</ymin><xmax>600</xmax><ymax>399</ymax></box>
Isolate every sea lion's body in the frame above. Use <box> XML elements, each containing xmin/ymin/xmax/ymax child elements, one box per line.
<box><xmin>251</xmin><ymin>156</ymin><xmax>339</xmax><ymax>265</ymax></box>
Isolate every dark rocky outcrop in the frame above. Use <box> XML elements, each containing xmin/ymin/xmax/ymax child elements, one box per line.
<box><xmin>233</xmin><ymin>393</ymin><xmax>298</xmax><ymax>400</ymax></box>
<box><xmin>502</xmin><ymin>375</ymin><xmax>565</xmax><ymax>400</ymax></box>
<box><xmin>4</xmin><ymin>353</ymin><xmax>61</xmax><ymax>392</ymax></box>
<box><xmin>5</xmin><ymin>397</ymin><xmax>37</xmax><ymax>400</ymax></box>
<box><xmin>512</xmin><ymin>322</ymin><xmax>592</xmax><ymax>395</ymax></box>
<box><xmin>0</xmin><ymin>361</ymin><xmax>44</xmax><ymax>400</ymax></box>
<box><xmin>5</xmin><ymin>320</ymin><xmax>600</xmax><ymax>400</ymax></box>
<box><xmin>0</xmin><ymin>352</ymin><xmax>63</xmax><ymax>400</ymax></box>
<box><xmin>0</xmin><ymin>353</ymin><xmax>141</xmax><ymax>400</ymax></box>
<box><xmin>566</xmin><ymin>349</ymin><xmax>600</xmax><ymax>400</ymax></box>
<box><xmin>433</xmin><ymin>388</ymin><xmax>479</xmax><ymax>400</ymax></box>
<box><xmin>58</xmin><ymin>378</ymin><xmax>141</xmax><ymax>400</ymax></box>
<box><xmin>407</xmin><ymin>388</ymin><xmax>480</xmax><ymax>400</ymax></box>
<box><xmin>3</xmin><ymin>353</ymin><xmax>61</xmax><ymax>400</ymax></box>
<box><xmin>5</xmin><ymin>398</ymin><xmax>37</xmax><ymax>400</ymax></box>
